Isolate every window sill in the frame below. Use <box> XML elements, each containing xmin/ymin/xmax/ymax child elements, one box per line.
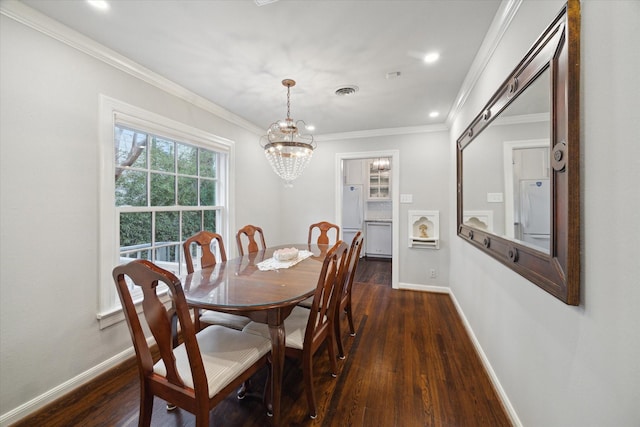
<box><xmin>97</xmin><ymin>292</ymin><xmax>171</xmax><ymax>330</ymax></box>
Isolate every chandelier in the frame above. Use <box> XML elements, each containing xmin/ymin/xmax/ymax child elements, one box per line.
<box><xmin>260</xmin><ymin>79</ymin><xmax>316</xmax><ymax>187</ymax></box>
<box><xmin>372</xmin><ymin>157</ymin><xmax>390</xmax><ymax>171</ymax></box>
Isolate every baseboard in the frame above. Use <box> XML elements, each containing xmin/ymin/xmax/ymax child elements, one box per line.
<box><xmin>396</xmin><ymin>282</ymin><xmax>522</xmax><ymax>427</ymax></box>
<box><xmin>2</xmin><ymin>286</ymin><xmax>521</xmax><ymax>427</ymax></box>
<box><xmin>397</xmin><ymin>282</ymin><xmax>450</xmax><ymax>293</ymax></box>
<box><xmin>447</xmin><ymin>291</ymin><xmax>523</xmax><ymax>427</ymax></box>
<box><xmin>0</xmin><ymin>346</ymin><xmax>135</xmax><ymax>426</ymax></box>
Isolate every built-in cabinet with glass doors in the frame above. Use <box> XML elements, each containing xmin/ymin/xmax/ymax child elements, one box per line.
<box><xmin>368</xmin><ymin>159</ymin><xmax>391</xmax><ymax>200</ymax></box>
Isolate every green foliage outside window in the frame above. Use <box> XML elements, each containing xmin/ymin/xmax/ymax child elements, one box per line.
<box><xmin>114</xmin><ymin>125</ymin><xmax>221</xmax><ymax>265</ymax></box>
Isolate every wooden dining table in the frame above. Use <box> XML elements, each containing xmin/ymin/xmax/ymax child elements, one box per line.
<box><xmin>182</xmin><ymin>243</ymin><xmax>331</xmax><ymax>426</ymax></box>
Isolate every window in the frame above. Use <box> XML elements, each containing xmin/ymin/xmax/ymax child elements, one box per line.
<box><xmin>98</xmin><ymin>96</ymin><xmax>234</xmax><ymax>327</ymax></box>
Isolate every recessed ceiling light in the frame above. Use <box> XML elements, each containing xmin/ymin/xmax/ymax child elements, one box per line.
<box><xmin>87</xmin><ymin>0</ymin><xmax>110</xmax><ymax>11</ymax></box>
<box><xmin>424</xmin><ymin>52</ymin><xmax>440</xmax><ymax>64</ymax></box>
<box><xmin>429</xmin><ymin>111</ymin><xmax>440</xmax><ymax>118</ymax></box>
<box><xmin>305</xmin><ymin>124</ymin><xmax>315</xmax><ymax>131</ymax></box>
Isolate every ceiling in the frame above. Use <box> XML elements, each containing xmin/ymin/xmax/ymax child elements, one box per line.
<box><xmin>19</xmin><ymin>0</ymin><xmax>502</xmax><ymax>137</ymax></box>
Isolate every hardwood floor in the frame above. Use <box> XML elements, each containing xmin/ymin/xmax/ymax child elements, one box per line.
<box><xmin>13</xmin><ymin>259</ymin><xmax>511</xmax><ymax>427</ymax></box>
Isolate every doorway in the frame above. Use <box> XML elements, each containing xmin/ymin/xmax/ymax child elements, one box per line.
<box><xmin>503</xmin><ymin>139</ymin><xmax>550</xmax><ymax>247</ymax></box>
<box><xmin>335</xmin><ymin>150</ymin><xmax>399</xmax><ymax>289</ymax></box>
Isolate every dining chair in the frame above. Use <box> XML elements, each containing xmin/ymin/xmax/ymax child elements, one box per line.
<box><xmin>242</xmin><ymin>240</ymin><xmax>349</xmax><ymax>419</ymax></box>
<box><xmin>236</xmin><ymin>224</ymin><xmax>266</xmax><ymax>256</ymax></box>
<box><xmin>112</xmin><ymin>260</ymin><xmax>271</xmax><ymax>427</ymax></box>
<box><xmin>183</xmin><ymin>231</ymin><xmax>251</xmax><ymax>331</ymax></box>
<box><xmin>334</xmin><ymin>231</ymin><xmax>364</xmax><ymax>359</ymax></box>
<box><xmin>307</xmin><ymin>221</ymin><xmax>340</xmax><ymax>245</ymax></box>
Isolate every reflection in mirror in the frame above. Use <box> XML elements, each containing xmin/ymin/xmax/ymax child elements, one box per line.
<box><xmin>462</xmin><ymin>69</ymin><xmax>551</xmax><ymax>253</ymax></box>
<box><xmin>456</xmin><ymin>0</ymin><xmax>580</xmax><ymax>305</ymax></box>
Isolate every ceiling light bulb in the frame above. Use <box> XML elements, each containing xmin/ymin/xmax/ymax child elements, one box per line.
<box><xmin>87</xmin><ymin>0</ymin><xmax>110</xmax><ymax>11</ymax></box>
<box><xmin>424</xmin><ymin>52</ymin><xmax>440</xmax><ymax>64</ymax></box>
<box><xmin>429</xmin><ymin>111</ymin><xmax>440</xmax><ymax>118</ymax></box>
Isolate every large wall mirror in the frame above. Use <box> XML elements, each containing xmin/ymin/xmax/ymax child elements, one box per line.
<box><xmin>457</xmin><ymin>1</ymin><xmax>580</xmax><ymax>305</ymax></box>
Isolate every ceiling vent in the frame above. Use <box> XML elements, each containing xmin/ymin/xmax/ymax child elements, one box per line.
<box><xmin>335</xmin><ymin>85</ymin><xmax>359</xmax><ymax>96</ymax></box>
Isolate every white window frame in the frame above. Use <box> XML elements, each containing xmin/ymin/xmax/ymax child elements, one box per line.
<box><xmin>97</xmin><ymin>95</ymin><xmax>235</xmax><ymax>328</ymax></box>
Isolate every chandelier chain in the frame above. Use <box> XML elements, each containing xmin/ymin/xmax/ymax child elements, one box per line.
<box><xmin>286</xmin><ymin>85</ymin><xmax>291</xmax><ymax>120</ymax></box>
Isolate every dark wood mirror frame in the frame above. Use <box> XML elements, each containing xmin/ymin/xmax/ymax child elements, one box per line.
<box><xmin>457</xmin><ymin>1</ymin><xmax>580</xmax><ymax>305</ymax></box>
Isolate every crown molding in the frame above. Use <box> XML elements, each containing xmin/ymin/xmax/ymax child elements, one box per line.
<box><xmin>493</xmin><ymin>112</ymin><xmax>549</xmax><ymax>126</ymax></box>
<box><xmin>446</xmin><ymin>0</ymin><xmax>523</xmax><ymax>126</ymax></box>
<box><xmin>0</xmin><ymin>0</ymin><xmax>264</xmax><ymax>135</ymax></box>
<box><xmin>316</xmin><ymin>123</ymin><xmax>449</xmax><ymax>142</ymax></box>
<box><xmin>1</xmin><ymin>0</ymin><xmax>516</xmax><ymax>142</ymax></box>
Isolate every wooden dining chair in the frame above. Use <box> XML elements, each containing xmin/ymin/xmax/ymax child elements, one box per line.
<box><xmin>307</xmin><ymin>221</ymin><xmax>340</xmax><ymax>245</ymax></box>
<box><xmin>236</xmin><ymin>224</ymin><xmax>266</xmax><ymax>256</ymax></box>
<box><xmin>242</xmin><ymin>240</ymin><xmax>349</xmax><ymax>419</ymax></box>
<box><xmin>334</xmin><ymin>231</ymin><xmax>364</xmax><ymax>359</ymax></box>
<box><xmin>183</xmin><ymin>231</ymin><xmax>250</xmax><ymax>331</ymax></box>
<box><xmin>112</xmin><ymin>260</ymin><xmax>271</xmax><ymax>427</ymax></box>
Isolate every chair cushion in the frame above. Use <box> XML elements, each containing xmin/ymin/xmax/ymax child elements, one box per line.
<box><xmin>297</xmin><ymin>296</ymin><xmax>313</xmax><ymax>308</ymax></box>
<box><xmin>199</xmin><ymin>310</ymin><xmax>251</xmax><ymax>330</ymax></box>
<box><xmin>153</xmin><ymin>325</ymin><xmax>271</xmax><ymax>397</ymax></box>
<box><xmin>242</xmin><ymin>306</ymin><xmax>311</xmax><ymax>350</ymax></box>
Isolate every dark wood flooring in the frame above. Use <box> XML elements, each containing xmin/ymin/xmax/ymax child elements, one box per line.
<box><xmin>13</xmin><ymin>258</ymin><xmax>511</xmax><ymax>427</ymax></box>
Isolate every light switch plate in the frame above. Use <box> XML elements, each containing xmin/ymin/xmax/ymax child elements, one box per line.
<box><xmin>400</xmin><ymin>194</ymin><xmax>413</xmax><ymax>203</ymax></box>
<box><xmin>487</xmin><ymin>192</ymin><xmax>504</xmax><ymax>203</ymax></box>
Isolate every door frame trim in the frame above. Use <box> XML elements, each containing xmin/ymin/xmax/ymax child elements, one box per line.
<box><xmin>335</xmin><ymin>150</ymin><xmax>399</xmax><ymax>289</ymax></box>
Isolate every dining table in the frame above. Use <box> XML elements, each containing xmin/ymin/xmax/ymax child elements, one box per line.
<box><xmin>182</xmin><ymin>243</ymin><xmax>331</xmax><ymax>426</ymax></box>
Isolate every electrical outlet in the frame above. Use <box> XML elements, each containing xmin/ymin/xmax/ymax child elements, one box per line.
<box><xmin>430</xmin><ymin>268</ymin><xmax>437</xmax><ymax>278</ymax></box>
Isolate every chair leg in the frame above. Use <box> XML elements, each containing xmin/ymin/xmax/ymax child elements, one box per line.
<box><xmin>237</xmin><ymin>380</ymin><xmax>251</xmax><ymax>400</ymax></box>
<box><xmin>326</xmin><ymin>333</ymin><xmax>338</xmax><ymax>377</ymax></box>
<box><xmin>302</xmin><ymin>351</ymin><xmax>318</xmax><ymax>419</ymax></box>
<box><xmin>139</xmin><ymin>385</ymin><xmax>154</xmax><ymax>427</ymax></box>
<box><xmin>193</xmin><ymin>308</ymin><xmax>202</xmax><ymax>331</ymax></box>
<box><xmin>346</xmin><ymin>303</ymin><xmax>356</xmax><ymax>336</ymax></box>
<box><xmin>335</xmin><ymin>318</ymin><xmax>346</xmax><ymax>360</ymax></box>
<box><xmin>195</xmin><ymin>407</ymin><xmax>209</xmax><ymax>427</ymax></box>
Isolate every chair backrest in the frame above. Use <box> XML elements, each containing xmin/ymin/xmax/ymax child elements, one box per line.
<box><xmin>236</xmin><ymin>224</ymin><xmax>266</xmax><ymax>256</ymax></box>
<box><xmin>113</xmin><ymin>260</ymin><xmax>207</xmax><ymax>394</ymax></box>
<box><xmin>338</xmin><ymin>231</ymin><xmax>364</xmax><ymax>307</ymax></box>
<box><xmin>183</xmin><ymin>231</ymin><xmax>227</xmax><ymax>274</ymax></box>
<box><xmin>307</xmin><ymin>221</ymin><xmax>340</xmax><ymax>245</ymax></box>
<box><xmin>304</xmin><ymin>240</ymin><xmax>349</xmax><ymax>347</ymax></box>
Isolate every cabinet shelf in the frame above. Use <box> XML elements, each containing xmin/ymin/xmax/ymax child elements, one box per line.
<box><xmin>367</xmin><ymin>159</ymin><xmax>391</xmax><ymax>200</ymax></box>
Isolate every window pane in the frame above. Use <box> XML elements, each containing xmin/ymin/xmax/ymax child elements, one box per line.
<box><xmin>178</xmin><ymin>143</ymin><xmax>197</xmax><ymax>176</ymax></box>
<box><xmin>115</xmin><ymin>169</ymin><xmax>147</xmax><ymax>206</ymax></box>
<box><xmin>178</xmin><ymin>176</ymin><xmax>198</xmax><ymax>206</ymax></box>
<box><xmin>155</xmin><ymin>244</ymin><xmax>180</xmax><ymax>265</ymax></box>
<box><xmin>151</xmin><ymin>137</ymin><xmax>175</xmax><ymax>172</ymax></box>
<box><xmin>155</xmin><ymin>211</ymin><xmax>179</xmax><ymax>244</ymax></box>
<box><xmin>120</xmin><ymin>212</ymin><xmax>151</xmax><ymax>248</ymax></box>
<box><xmin>115</xmin><ymin>126</ymin><xmax>147</xmax><ymax>169</ymax></box>
<box><xmin>182</xmin><ymin>211</ymin><xmax>202</xmax><ymax>238</ymax></box>
<box><xmin>150</xmin><ymin>173</ymin><xmax>175</xmax><ymax>206</ymax></box>
<box><xmin>199</xmin><ymin>149</ymin><xmax>216</xmax><ymax>178</ymax></box>
<box><xmin>204</xmin><ymin>210</ymin><xmax>216</xmax><ymax>232</ymax></box>
<box><xmin>200</xmin><ymin>179</ymin><xmax>215</xmax><ymax>205</ymax></box>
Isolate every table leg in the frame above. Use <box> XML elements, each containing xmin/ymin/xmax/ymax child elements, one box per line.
<box><xmin>268</xmin><ymin>322</ymin><xmax>285</xmax><ymax>427</ymax></box>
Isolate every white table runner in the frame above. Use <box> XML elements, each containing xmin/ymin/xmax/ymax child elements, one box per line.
<box><xmin>257</xmin><ymin>250</ymin><xmax>313</xmax><ymax>271</ymax></box>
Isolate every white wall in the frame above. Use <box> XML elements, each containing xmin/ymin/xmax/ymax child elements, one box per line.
<box><xmin>0</xmin><ymin>12</ymin><xmax>279</xmax><ymax>418</ymax></box>
<box><xmin>0</xmin><ymin>7</ymin><xmax>451</xmax><ymax>421</ymax></box>
<box><xmin>449</xmin><ymin>1</ymin><xmax>640</xmax><ymax>426</ymax></box>
<box><xmin>278</xmin><ymin>131</ymin><xmax>451</xmax><ymax>287</ymax></box>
